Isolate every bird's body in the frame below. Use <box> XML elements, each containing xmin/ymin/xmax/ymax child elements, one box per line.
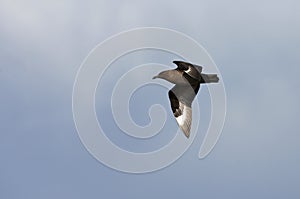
<box><xmin>153</xmin><ymin>61</ymin><xmax>219</xmax><ymax>138</ymax></box>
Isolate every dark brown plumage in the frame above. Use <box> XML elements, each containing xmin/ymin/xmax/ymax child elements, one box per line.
<box><xmin>153</xmin><ymin>60</ymin><xmax>219</xmax><ymax>138</ymax></box>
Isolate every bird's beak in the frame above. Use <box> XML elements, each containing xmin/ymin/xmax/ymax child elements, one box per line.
<box><xmin>152</xmin><ymin>75</ymin><xmax>158</xmax><ymax>79</ymax></box>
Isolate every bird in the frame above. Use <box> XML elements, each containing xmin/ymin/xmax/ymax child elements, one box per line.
<box><xmin>153</xmin><ymin>61</ymin><xmax>219</xmax><ymax>138</ymax></box>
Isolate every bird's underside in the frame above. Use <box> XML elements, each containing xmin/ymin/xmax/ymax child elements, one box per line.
<box><xmin>153</xmin><ymin>60</ymin><xmax>219</xmax><ymax>138</ymax></box>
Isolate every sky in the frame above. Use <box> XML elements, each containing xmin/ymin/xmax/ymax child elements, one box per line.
<box><xmin>0</xmin><ymin>0</ymin><xmax>300</xmax><ymax>198</ymax></box>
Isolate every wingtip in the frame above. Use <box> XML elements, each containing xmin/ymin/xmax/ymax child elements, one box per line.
<box><xmin>180</xmin><ymin>126</ymin><xmax>191</xmax><ymax>138</ymax></box>
<box><xmin>183</xmin><ymin>131</ymin><xmax>190</xmax><ymax>138</ymax></box>
<box><xmin>173</xmin><ymin>60</ymin><xmax>179</xmax><ymax>64</ymax></box>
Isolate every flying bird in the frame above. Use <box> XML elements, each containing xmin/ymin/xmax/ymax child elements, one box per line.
<box><xmin>153</xmin><ymin>61</ymin><xmax>219</xmax><ymax>138</ymax></box>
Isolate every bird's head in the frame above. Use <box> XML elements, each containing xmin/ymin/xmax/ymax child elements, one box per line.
<box><xmin>153</xmin><ymin>69</ymin><xmax>188</xmax><ymax>85</ymax></box>
<box><xmin>152</xmin><ymin>70</ymin><xmax>173</xmax><ymax>81</ymax></box>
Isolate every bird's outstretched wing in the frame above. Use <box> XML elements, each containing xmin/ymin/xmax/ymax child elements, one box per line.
<box><xmin>168</xmin><ymin>84</ymin><xmax>198</xmax><ymax>138</ymax></box>
<box><xmin>154</xmin><ymin>60</ymin><xmax>219</xmax><ymax>138</ymax></box>
<box><xmin>173</xmin><ymin>60</ymin><xmax>203</xmax><ymax>80</ymax></box>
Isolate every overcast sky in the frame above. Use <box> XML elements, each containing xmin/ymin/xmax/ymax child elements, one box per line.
<box><xmin>1</xmin><ymin>0</ymin><xmax>300</xmax><ymax>198</ymax></box>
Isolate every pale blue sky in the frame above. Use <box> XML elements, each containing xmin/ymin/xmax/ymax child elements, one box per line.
<box><xmin>1</xmin><ymin>0</ymin><xmax>300</xmax><ymax>198</ymax></box>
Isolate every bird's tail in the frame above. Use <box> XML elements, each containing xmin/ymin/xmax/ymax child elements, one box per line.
<box><xmin>201</xmin><ymin>74</ymin><xmax>219</xmax><ymax>83</ymax></box>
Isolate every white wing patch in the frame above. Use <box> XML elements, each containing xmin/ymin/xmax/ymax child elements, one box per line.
<box><xmin>174</xmin><ymin>102</ymin><xmax>192</xmax><ymax>138</ymax></box>
<box><xmin>176</xmin><ymin>115</ymin><xmax>184</xmax><ymax>126</ymax></box>
<box><xmin>185</xmin><ymin>67</ymin><xmax>191</xmax><ymax>73</ymax></box>
<box><xmin>175</xmin><ymin>108</ymin><xmax>186</xmax><ymax>126</ymax></box>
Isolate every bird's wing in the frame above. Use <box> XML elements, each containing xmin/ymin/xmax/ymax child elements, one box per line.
<box><xmin>173</xmin><ymin>60</ymin><xmax>202</xmax><ymax>80</ymax></box>
<box><xmin>168</xmin><ymin>85</ymin><xmax>195</xmax><ymax>138</ymax></box>
<box><xmin>173</xmin><ymin>60</ymin><xmax>192</xmax><ymax>71</ymax></box>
